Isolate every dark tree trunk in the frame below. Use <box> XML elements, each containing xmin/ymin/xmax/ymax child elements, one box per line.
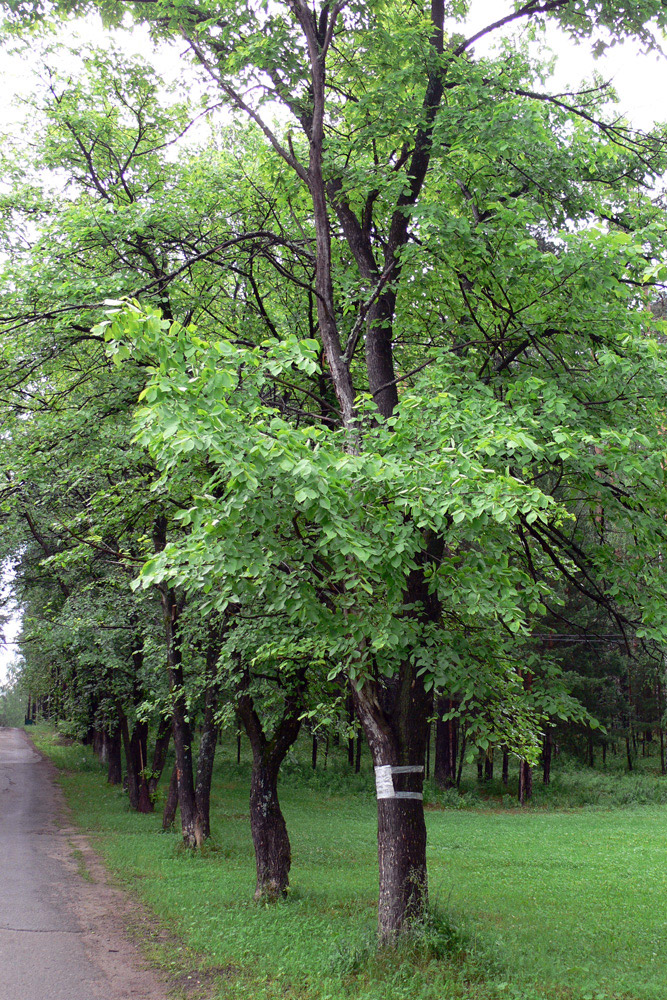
<box><xmin>354</xmin><ymin>678</ymin><xmax>429</xmax><ymax>942</ymax></box>
<box><xmin>107</xmin><ymin>726</ymin><xmax>122</xmax><ymax>785</ymax></box>
<box><xmin>147</xmin><ymin>716</ymin><xmax>172</xmax><ymax>799</ymax></box>
<box><xmin>194</xmin><ymin>679</ymin><xmax>220</xmax><ymax>843</ymax></box>
<box><xmin>121</xmin><ymin>712</ymin><xmax>153</xmax><ymax>813</ymax></box>
<box><xmin>162</xmin><ymin>764</ymin><xmax>179</xmax><ymax>830</ymax></box>
<box><xmin>484</xmin><ymin>749</ymin><xmax>494</xmax><ymax>782</ymax></box>
<box><xmin>160</xmin><ymin>584</ymin><xmax>198</xmax><ymax>843</ymax></box>
<box><xmin>347</xmin><ymin>695</ymin><xmax>355</xmax><ymax>767</ymax></box>
<box><xmin>154</xmin><ymin>517</ymin><xmax>199</xmax><ymax>846</ymax></box>
<box><xmin>658</xmin><ymin>678</ymin><xmax>665</xmax><ymax>775</ymax></box>
<box><xmin>602</xmin><ymin>741</ymin><xmax>608</xmax><ymax>768</ymax></box>
<box><xmin>456</xmin><ymin>725</ymin><xmax>466</xmax><ymax>787</ymax></box>
<box><xmin>236</xmin><ymin>668</ymin><xmax>305</xmax><ymax>901</ymax></box>
<box><xmin>249</xmin><ymin>756</ymin><xmax>292</xmax><ymax>901</ymax></box>
<box><xmin>352</xmin><ymin>595</ymin><xmax>434</xmax><ymax>944</ymax></box>
<box><xmin>92</xmin><ymin>727</ymin><xmax>106</xmax><ymax>761</ymax></box>
<box><xmin>355</xmin><ymin>731</ymin><xmax>362</xmax><ymax>773</ymax></box>
<box><xmin>434</xmin><ymin>696</ymin><xmax>458</xmax><ymax>789</ymax></box>
<box><xmin>425</xmin><ymin>721</ymin><xmax>430</xmax><ymax>780</ymax></box>
<box><xmin>542</xmin><ymin>728</ymin><xmax>553</xmax><ymax>786</ymax></box>
<box><xmin>476</xmin><ymin>750</ymin><xmax>484</xmax><ymax>783</ymax></box>
<box><xmin>626</xmin><ymin>734</ymin><xmax>634</xmax><ymax>772</ymax></box>
<box><xmin>132</xmin><ymin>719</ymin><xmax>153</xmax><ymax>813</ymax></box>
<box><xmin>312</xmin><ymin>734</ymin><xmax>317</xmax><ymax>770</ymax></box>
<box><xmin>502</xmin><ymin>748</ymin><xmax>509</xmax><ymax>786</ymax></box>
<box><xmin>119</xmin><ymin>713</ymin><xmax>140</xmax><ymax>810</ymax></box>
<box><xmin>518</xmin><ymin>760</ymin><xmax>532</xmax><ymax>805</ymax></box>
<box><xmin>587</xmin><ymin>733</ymin><xmax>594</xmax><ymax>768</ymax></box>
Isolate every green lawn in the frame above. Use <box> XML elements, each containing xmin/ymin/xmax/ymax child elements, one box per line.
<box><xmin>30</xmin><ymin>727</ymin><xmax>667</xmax><ymax>1000</ymax></box>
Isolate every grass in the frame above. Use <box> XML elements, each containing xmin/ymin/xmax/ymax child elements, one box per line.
<box><xmin>28</xmin><ymin>725</ymin><xmax>667</xmax><ymax>1000</ymax></box>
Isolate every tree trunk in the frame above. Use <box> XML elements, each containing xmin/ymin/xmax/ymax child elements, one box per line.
<box><xmin>625</xmin><ymin>734</ymin><xmax>634</xmax><ymax>772</ymax></box>
<box><xmin>248</xmin><ymin>755</ymin><xmax>292</xmax><ymax>900</ymax></box>
<box><xmin>312</xmin><ymin>734</ymin><xmax>317</xmax><ymax>770</ymax></box>
<box><xmin>107</xmin><ymin>725</ymin><xmax>122</xmax><ymax>785</ymax></box>
<box><xmin>154</xmin><ymin>518</ymin><xmax>200</xmax><ymax>846</ymax></box>
<box><xmin>484</xmin><ymin>749</ymin><xmax>494</xmax><ymax>782</ymax></box>
<box><xmin>194</xmin><ymin>682</ymin><xmax>220</xmax><ymax>843</ymax></box>
<box><xmin>518</xmin><ymin>760</ymin><xmax>532</xmax><ymax>805</ymax></box>
<box><xmin>161</xmin><ymin>587</ymin><xmax>199</xmax><ymax>843</ymax></box>
<box><xmin>236</xmin><ymin>669</ymin><xmax>305</xmax><ymax>901</ymax></box>
<box><xmin>352</xmin><ymin>664</ymin><xmax>431</xmax><ymax>943</ymax></box>
<box><xmin>162</xmin><ymin>763</ymin><xmax>179</xmax><ymax>830</ymax></box>
<box><xmin>502</xmin><ymin>748</ymin><xmax>509</xmax><ymax>786</ymax></box>
<box><xmin>434</xmin><ymin>696</ymin><xmax>458</xmax><ymax>789</ymax></box>
<box><xmin>476</xmin><ymin>750</ymin><xmax>484</xmax><ymax>783</ymax></box>
<box><xmin>456</xmin><ymin>725</ymin><xmax>466</xmax><ymax>787</ymax></box>
<box><xmin>131</xmin><ymin>719</ymin><xmax>153</xmax><ymax>813</ymax></box>
<box><xmin>542</xmin><ymin>728</ymin><xmax>553</xmax><ymax>786</ymax></box>
<box><xmin>147</xmin><ymin>715</ymin><xmax>172</xmax><ymax>800</ymax></box>
<box><xmin>119</xmin><ymin>712</ymin><xmax>140</xmax><ymax>810</ymax></box>
<box><xmin>92</xmin><ymin>727</ymin><xmax>106</xmax><ymax>761</ymax></box>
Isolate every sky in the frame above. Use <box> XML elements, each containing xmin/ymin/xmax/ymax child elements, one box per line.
<box><xmin>0</xmin><ymin>1</ymin><xmax>666</xmax><ymax>685</ymax></box>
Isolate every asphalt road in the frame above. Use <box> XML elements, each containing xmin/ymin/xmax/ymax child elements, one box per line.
<box><xmin>0</xmin><ymin>727</ymin><xmax>169</xmax><ymax>1000</ymax></box>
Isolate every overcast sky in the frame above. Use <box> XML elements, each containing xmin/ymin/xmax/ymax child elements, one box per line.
<box><xmin>1</xmin><ymin>1</ymin><xmax>666</xmax><ymax>685</ymax></box>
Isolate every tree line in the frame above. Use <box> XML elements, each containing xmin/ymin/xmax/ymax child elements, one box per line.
<box><xmin>2</xmin><ymin>0</ymin><xmax>667</xmax><ymax>943</ymax></box>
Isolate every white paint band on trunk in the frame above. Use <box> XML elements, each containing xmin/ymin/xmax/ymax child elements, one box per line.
<box><xmin>375</xmin><ymin>765</ymin><xmax>395</xmax><ymax>799</ymax></box>
<box><xmin>374</xmin><ymin>765</ymin><xmax>424</xmax><ymax>800</ymax></box>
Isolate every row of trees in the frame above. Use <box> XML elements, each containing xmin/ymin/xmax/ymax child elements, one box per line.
<box><xmin>3</xmin><ymin>0</ymin><xmax>667</xmax><ymax>941</ymax></box>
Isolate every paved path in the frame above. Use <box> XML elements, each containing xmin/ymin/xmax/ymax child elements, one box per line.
<box><xmin>0</xmin><ymin>727</ymin><xmax>169</xmax><ymax>1000</ymax></box>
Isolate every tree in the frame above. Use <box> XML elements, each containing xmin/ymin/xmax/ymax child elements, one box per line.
<box><xmin>8</xmin><ymin>0</ymin><xmax>667</xmax><ymax>941</ymax></box>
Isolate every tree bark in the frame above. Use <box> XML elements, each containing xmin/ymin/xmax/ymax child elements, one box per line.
<box><xmin>456</xmin><ymin>725</ymin><xmax>467</xmax><ymax>787</ymax></box>
<box><xmin>502</xmin><ymin>748</ymin><xmax>509</xmax><ymax>786</ymax></box>
<box><xmin>518</xmin><ymin>760</ymin><xmax>533</xmax><ymax>805</ymax></box>
<box><xmin>154</xmin><ymin>518</ymin><xmax>200</xmax><ymax>846</ymax></box>
<box><xmin>236</xmin><ymin>669</ymin><xmax>305</xmax><ymax>901</ymax></box>
<box><xmin>434</xmin><ymin>696</ymin><xmax>458</xmax><ymax>789</ymax></box>
<box><xmin>162</xmin><ymin>764</ymin><xmax>179</xmax><ymax>830</ymax></box>
<box><xmin>248</xmin><ymin>754</ymin><xmax>292</xmax><ymax>901</ymax></box>
<box><xmin>107</xmin><ymin>725</ymin><xmax>122</xmax><ymax>785</ymax></box>
<box><xmin>147</xmin><ymin>715</ymin><xmax>172</xmax><ymax>799</ymax></box>
<box><xmin>542</xmin><ymin>728</ymin><xmax>553</xmax><ymax>786</ymax></box>
<box><xmin>352</xmin><ymin>660</ymin><xmax>431</xmax><ymax>943</ymax></box>
<box><xmin>626</xmin><ymin>734</ymin><xmax>634</xmax><ymax>772</ymax></box>
<box><xmin>194</xmin><ymin>679</ymin><xmax>220</xmax><ymax>843</ymax></box>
